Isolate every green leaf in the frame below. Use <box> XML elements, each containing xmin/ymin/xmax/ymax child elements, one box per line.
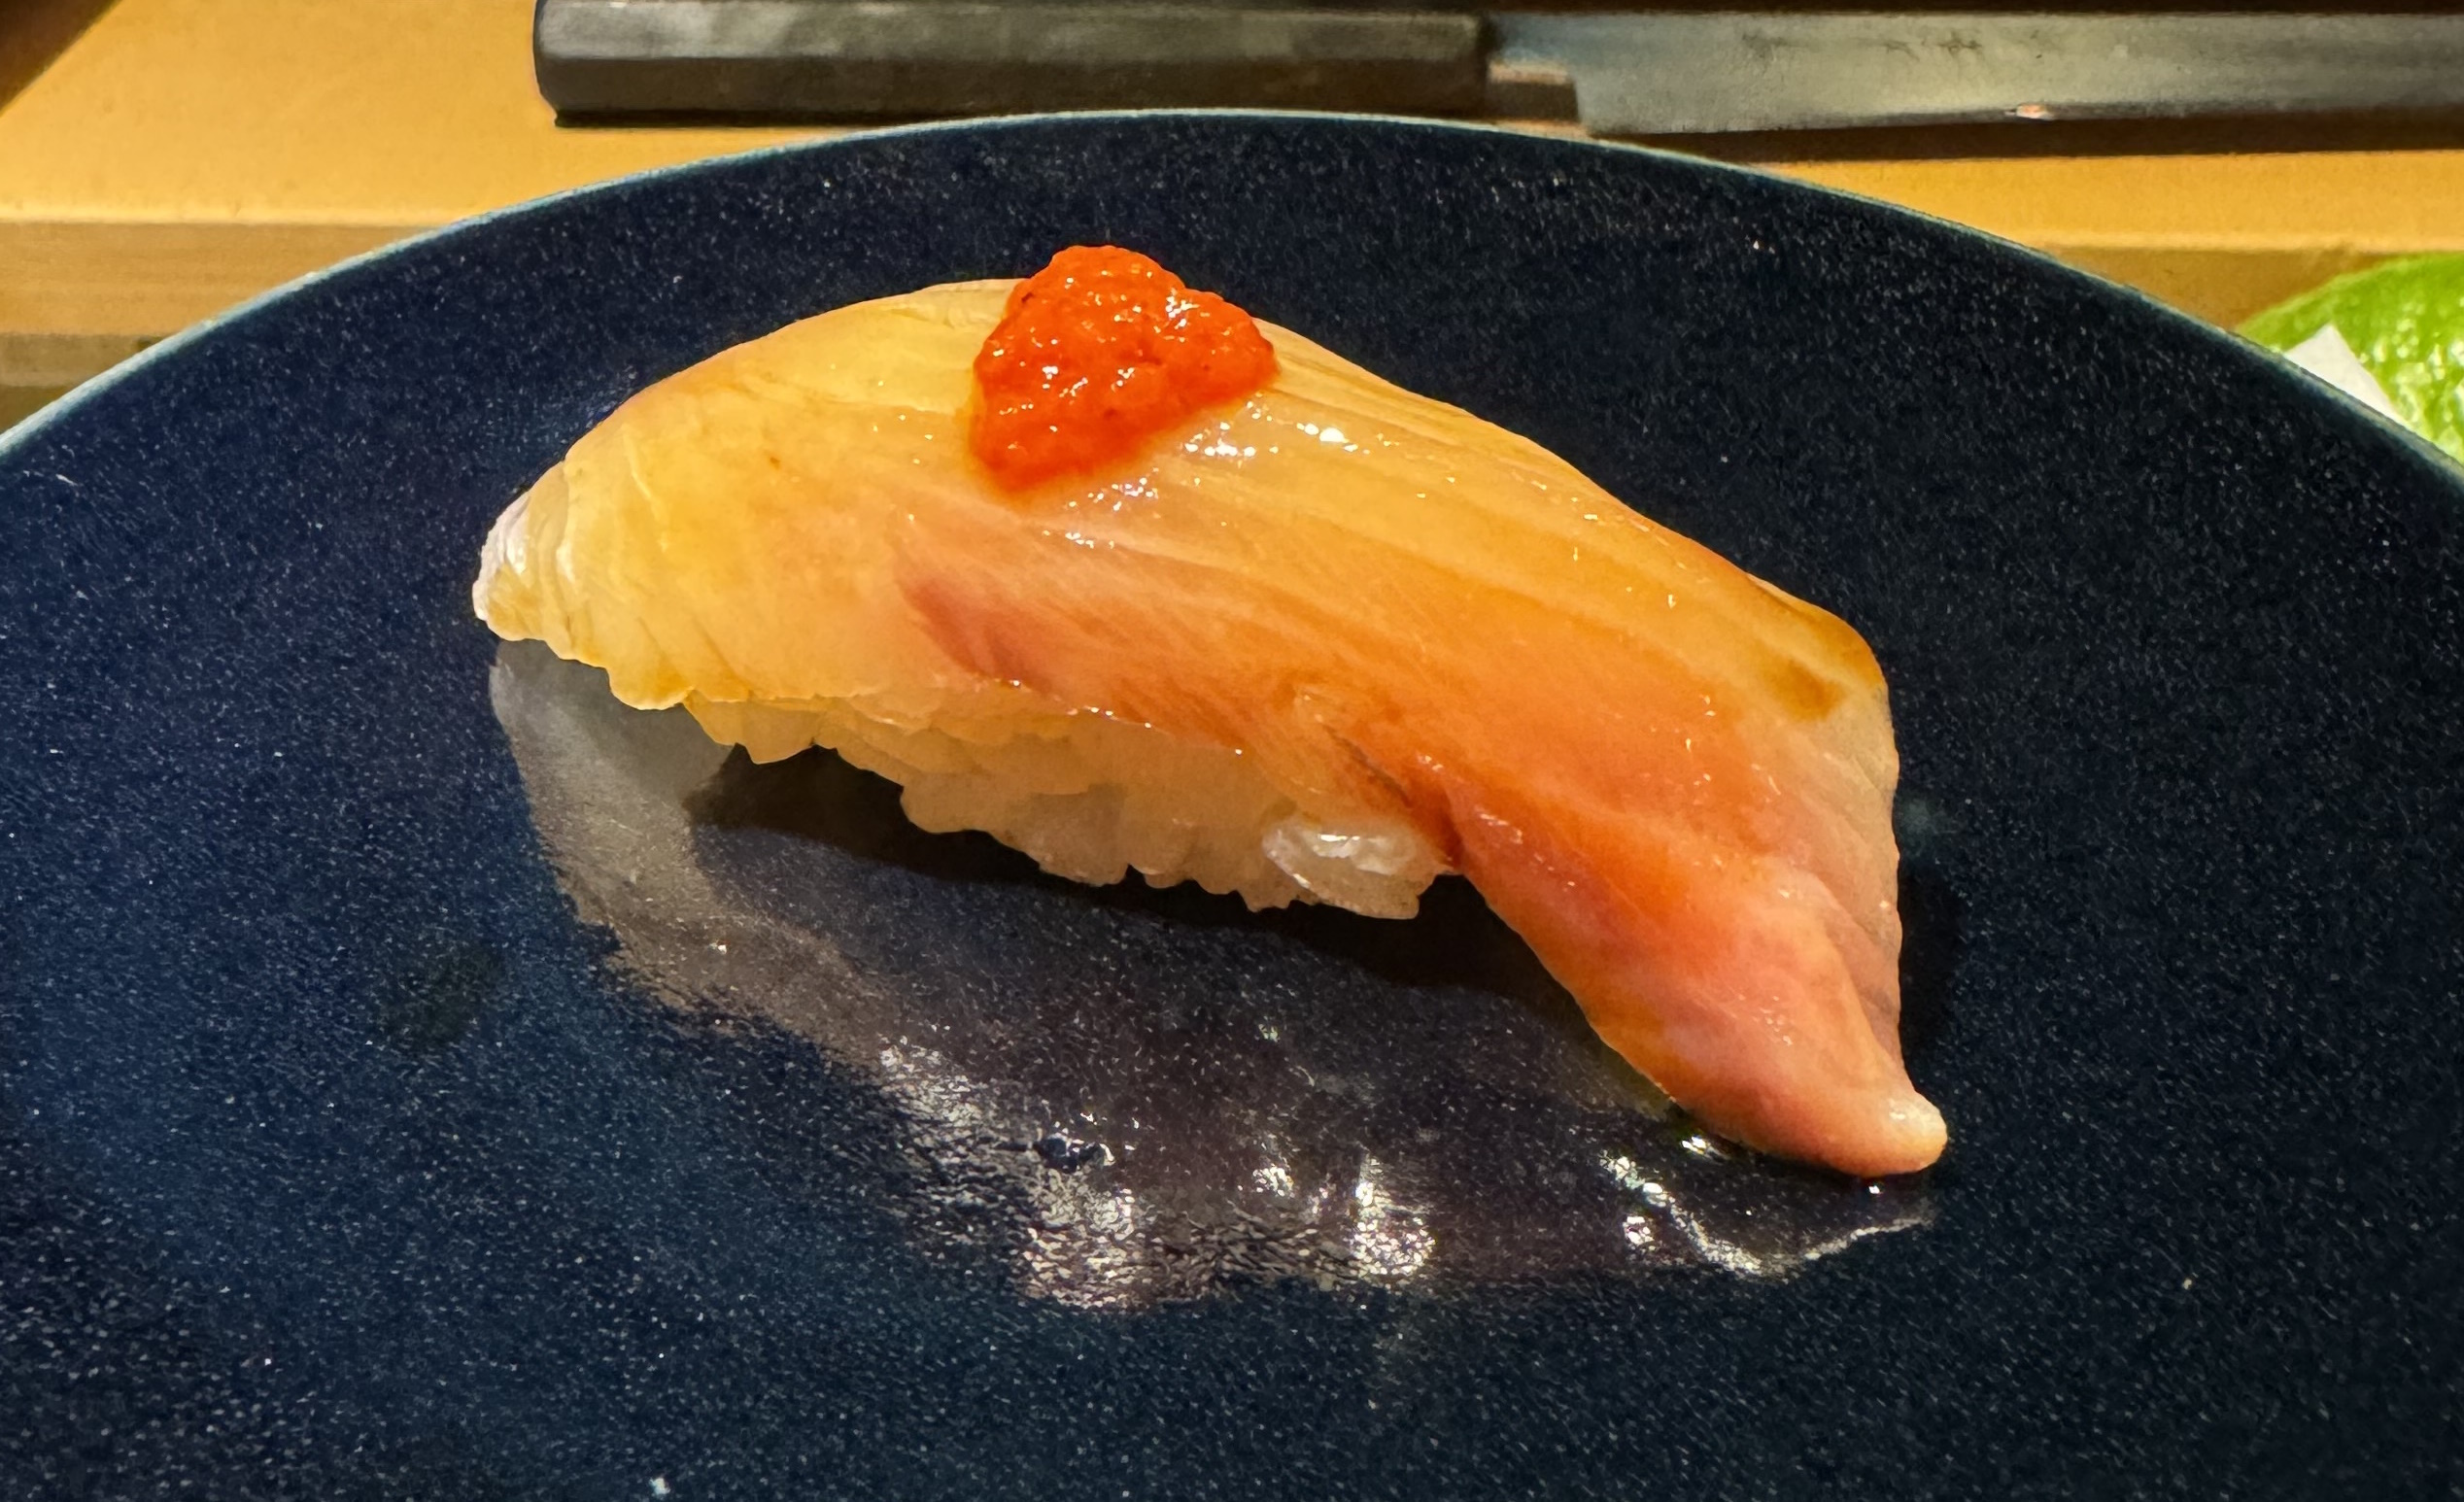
<box><xmin>2242</xmin><ymin>254</ymin><xmax>2464</xmax><ymax>463</ymax></box>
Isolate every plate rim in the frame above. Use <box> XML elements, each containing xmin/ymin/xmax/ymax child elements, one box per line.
<box><xmin>6</xmin><ymin>108</ymin><xmax>2447</xmax><ymax>487</ymax></box>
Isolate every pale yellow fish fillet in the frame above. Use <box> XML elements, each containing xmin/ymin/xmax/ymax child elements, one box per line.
<box><xmin>475</xmin><ymin>280</ymin><xmax>1946</xmax><ymax>1176</ymax></box>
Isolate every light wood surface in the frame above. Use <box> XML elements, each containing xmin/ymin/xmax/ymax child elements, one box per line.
<box><xmin>5</xmin><ymin>0</ymin><xmax>2464</xmax><ymax>400</ymax></box>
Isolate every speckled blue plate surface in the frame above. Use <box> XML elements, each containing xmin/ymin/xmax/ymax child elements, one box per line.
<box><xmin>4</xmin><ymin>114</ymin><xmax>2460</xmax><ymax>1498</ymax></box>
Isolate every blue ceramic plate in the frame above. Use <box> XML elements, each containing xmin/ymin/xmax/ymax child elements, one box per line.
<box><xmin>4</xmin><ymin>115</ymin><xmax>2459</xmax><ymax>1497</ymax></box>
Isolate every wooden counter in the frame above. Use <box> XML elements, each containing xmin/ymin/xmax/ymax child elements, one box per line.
<box><xmin>7</xmin><ymin>0</ymin><xmax>2464</xmax><ymax>420</ymax></box>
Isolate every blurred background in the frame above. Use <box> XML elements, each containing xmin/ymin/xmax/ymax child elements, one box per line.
<box><xmin>5</xmin><ymin>0</ymin><xmax>2463</xmax><ymax>452</ymax></box>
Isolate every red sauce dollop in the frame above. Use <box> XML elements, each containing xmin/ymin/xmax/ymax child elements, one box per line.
<box><xmin>970</xmin><ymin>246</ymin><xmax>1279</xmax><ymax>489</ymax></box>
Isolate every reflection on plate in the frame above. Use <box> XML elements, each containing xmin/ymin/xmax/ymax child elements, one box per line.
<box><xmin>492</xmin><ymin>639</ymin><xmax>1931</xmax><ymax>1306</ymax></box>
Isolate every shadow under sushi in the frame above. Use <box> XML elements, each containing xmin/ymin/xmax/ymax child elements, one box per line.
<box><xmin>688</xmin><ymin>746</ymin><xmax>1614</xmax><ymax>1070</ymax></box>
<box><xmin>491</xmin><ymin>639</ymin><xmax>1934</xmax><ymax>1307</ymax></box>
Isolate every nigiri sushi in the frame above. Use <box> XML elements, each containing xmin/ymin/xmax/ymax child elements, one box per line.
<box><xmin>475</xmin><ymin>247</ymin><xmax>1946</xmax><ymax>1177</ymax></box>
